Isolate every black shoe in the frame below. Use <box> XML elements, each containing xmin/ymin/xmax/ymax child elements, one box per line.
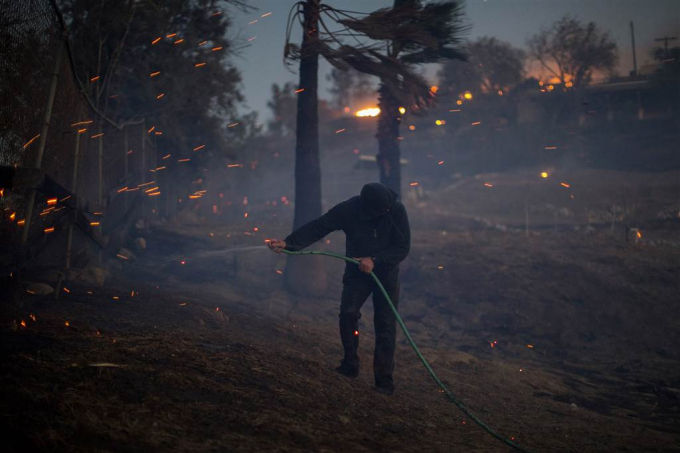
<box><xmin>335</xmin><ymin>362</ymin><xmax>359</xmax><ymax>378</ymax></box>
<box><xmin>374</xmin><ymin>384</ymin><xmax>394</xmax><ymax>395</ymax></box>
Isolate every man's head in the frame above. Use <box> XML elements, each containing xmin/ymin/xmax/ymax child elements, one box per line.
<box><xmin>360</xmin><ymin>183</ymin><xmax>395</xmax><ymax>218</ymax></box>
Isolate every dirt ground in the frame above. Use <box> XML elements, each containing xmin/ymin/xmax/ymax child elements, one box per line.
<box><xmin>2</xmin><ymin>169</ymin><xmax>679</xmax><ymax>452</ymax></box>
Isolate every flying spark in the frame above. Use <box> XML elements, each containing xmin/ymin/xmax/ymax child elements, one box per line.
<box><xmin>22</xmin><ymin>134</ymin><xmax>40</xmax><ymax>149</ymax></box>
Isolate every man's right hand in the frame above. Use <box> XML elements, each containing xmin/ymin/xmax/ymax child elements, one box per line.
<box><xmin>267</xmin><ymin>238</ymin><xmax>286</xmax><ymax>253</ymax></box>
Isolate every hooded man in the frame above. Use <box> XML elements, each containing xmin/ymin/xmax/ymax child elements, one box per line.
<box><xmin>268</xmin><ymin>182</ymin><xmax>410</xmax><ymax>395</ymax></box>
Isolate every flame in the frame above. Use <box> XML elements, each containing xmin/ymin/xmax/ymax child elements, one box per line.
<box><xmin>463</xmin><ymin>91</ymin><xmax>472</xmax><ymax>100</ymax></box>
<box><xmin>355</xmin><ymin>107</ymin><xmax>380</xmax><ymax>117</ymax></box>
<box><xmin>398</xmin><ymin>106</ymin><xmax>406</xmax><ymax>114</ymax></box>
<box><xmin>540</xmin><ymin>171</ymin><xmax>549</xmax><ymax>179</ymax></box>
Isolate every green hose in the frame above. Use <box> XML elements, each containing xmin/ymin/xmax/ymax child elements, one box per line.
<box><xmin>282</xmin><ymin>249</ymin><xmax>530</xmax><ymax>452</ymax></box>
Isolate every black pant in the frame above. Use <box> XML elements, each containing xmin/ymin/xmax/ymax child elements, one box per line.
<box><xmin>339</xmin><ymin>266</ymin><xmax>399</xmax><ymax>388</ymax></box>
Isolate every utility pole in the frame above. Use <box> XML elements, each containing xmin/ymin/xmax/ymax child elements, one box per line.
<box><xmin>630</xmin><ymin>21</ymin><xmax>637</xmax><ymax>76</ymax></box>
<box><xmin>654</xmin><ymin>36</ymin><xmax>678</xmax><ymax>59</ymax></box>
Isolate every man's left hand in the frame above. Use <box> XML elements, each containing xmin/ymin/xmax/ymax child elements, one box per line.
<box><xmin>355</xmin><ymin>257</ymin><xmax>374</xmax><ymax>274</ymax></box>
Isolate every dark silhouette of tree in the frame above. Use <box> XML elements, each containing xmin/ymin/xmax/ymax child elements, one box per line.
<box><xmin>326</xmin><ymin>66</ymin><xmax>374</xmax><ymax>110</ymax></box>
<box><xmin>527</xmin><ymin>16</ymin><xmax>617</xmax><ymax>87</ymax></box>
<box><xmin>336</xmin><ymin>0</ymin><xmax>466</xmax><ymax>196</ymax></box>
<box><xmin>267</xmin><ymin>82</ymin><xmax>298</xmax><ymax>137</ymax></box>
<box><xmin>60</xmin><ymin>0</ymin><xmax>246</xmax><ymax>155</ymax></box>
<box><xmin>439</xmin><ymin>36</ymin><xmax>525</xmax><ymax>97</ymax></box>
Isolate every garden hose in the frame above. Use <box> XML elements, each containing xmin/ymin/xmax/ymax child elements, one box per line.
<box><xmin>282</xmin><ymin>249</ymin><xmax>530</xmax><ymax>452</ymax></box>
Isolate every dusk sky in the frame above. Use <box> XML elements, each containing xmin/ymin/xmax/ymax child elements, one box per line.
<box><xmin>231</xmin><ymin>0</ymin><xmax>680</xmax><ymax>121</ymax></box>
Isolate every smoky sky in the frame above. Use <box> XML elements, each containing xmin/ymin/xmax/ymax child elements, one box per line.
<box><xmin>231</xmin><ymin>0</ymin><xmax>680</xmax><ymax>122</ymax></box>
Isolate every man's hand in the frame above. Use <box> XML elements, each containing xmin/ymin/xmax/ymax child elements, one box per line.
<box><xmin>267</xmin><ymin>239</ymin><xmax>286</xmax><ymax>253</ymax></box>
<box><xmin>355</xmin><ymin>257</ymin><xmax>375</xmax><ymax>274</ymax></box>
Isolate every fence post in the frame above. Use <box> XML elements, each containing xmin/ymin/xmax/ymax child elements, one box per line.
<box><xmin>21</xmin><ymin>40</ymin><xmax>65</xmax><ymax>244</ymax></box>
<box><xmin>65</xmin><ymin>130</ymin><xmax>82</xmax><ymax>270</ymax></box>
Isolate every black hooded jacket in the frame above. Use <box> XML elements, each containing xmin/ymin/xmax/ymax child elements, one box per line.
<box><xmin>284</xmin><ymin>183</ymin><xmax>410</xmax><ymax>275</ymax></box>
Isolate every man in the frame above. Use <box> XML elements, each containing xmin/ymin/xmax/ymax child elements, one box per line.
<box><xmin>268</xmin><ymin>182</ymin><xmax>410</xmax><ymax>395</ymax></box>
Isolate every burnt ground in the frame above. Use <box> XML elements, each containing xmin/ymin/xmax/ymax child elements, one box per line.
<box><xmin>1</xmin><ymin>169</ymin><xmax>680</xmax><ymax>452</ymax></box>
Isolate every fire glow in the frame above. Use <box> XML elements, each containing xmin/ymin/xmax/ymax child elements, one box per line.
<box><xmin>355</xmin><ymin>107</ymin><xmax>380</xmax><ymax>117</ymax></box>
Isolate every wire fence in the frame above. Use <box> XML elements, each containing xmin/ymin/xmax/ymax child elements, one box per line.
<box><xmin>0</xmin><ymin>0</ymin><xmax>158</xmax><ymax>249</ymax></box>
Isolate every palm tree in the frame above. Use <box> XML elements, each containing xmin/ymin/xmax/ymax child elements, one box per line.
<box><xmin>336</xmin><ymin>0</ymin><xmax>466</xmax><ymax>196</ymax></box>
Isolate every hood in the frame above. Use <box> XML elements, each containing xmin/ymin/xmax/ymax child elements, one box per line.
<box><xmin>360</xmin><ymin>182</ymin><xmax>397</xmax><ymax>218</ymax></box>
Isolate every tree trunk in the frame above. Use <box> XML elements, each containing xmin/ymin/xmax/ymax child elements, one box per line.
<box><xmin>286</xmin><ymin>0</ymin><xmax>326</xmax><ymax>296</ymax></box>
<box><xmin>376</xmin><ymin>81</ymin><xmax>402</xmax><ymax>197</ymax></box>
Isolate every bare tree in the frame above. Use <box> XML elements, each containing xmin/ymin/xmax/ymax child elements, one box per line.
<box><xmin>527</xmin><ymin>16</ymin><xmax>617</xmax><ymax>87</ymax></box>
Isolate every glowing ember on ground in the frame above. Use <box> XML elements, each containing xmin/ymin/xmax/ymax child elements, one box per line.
<box><xmin>560</xmin><ymin>182</ymin><xmax>571</xmax><ymax>188</ymax></box>
<box><xmin>484</xmin><ymin>182</ymin><xmax>494</xmax><ymax>187</ymax></box>
<box><xmin>151</xmin><ymin>36</ymin><xmax>161</xmax><ymax>45</ymax></box>
<box><xmin>409</xmin><ymin>182</ymin><xmax>419</xmax><ymax>187</ymax></box>
<box><xmin>490</xmin><ymin>339</ymin><xmax>498</xmax><ymax>348</ymax></box>
<box><xmin>149</xmin><ymin>71</ymin><xmax>161</xmax><ymax>78</ymax></box>
<box><xmin>193</xmin><ymin>144</ymin><xmax>205</xmax><ymax>151</ymax></box>
<box><xmin>44</xmin><ymin>227</ymin><xmax>55</xmax><ymax>234</ymax></box>
<box><xmin>194</xmin><ymin>62</ymin><xmax>207</xmax><ymax>68</ymax></box>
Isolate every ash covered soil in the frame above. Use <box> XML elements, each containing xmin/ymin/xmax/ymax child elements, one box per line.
<box><xmin>2</xmin><ymin>170</ymin><xmax>680</xmax><ymax>452</ymax></box>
